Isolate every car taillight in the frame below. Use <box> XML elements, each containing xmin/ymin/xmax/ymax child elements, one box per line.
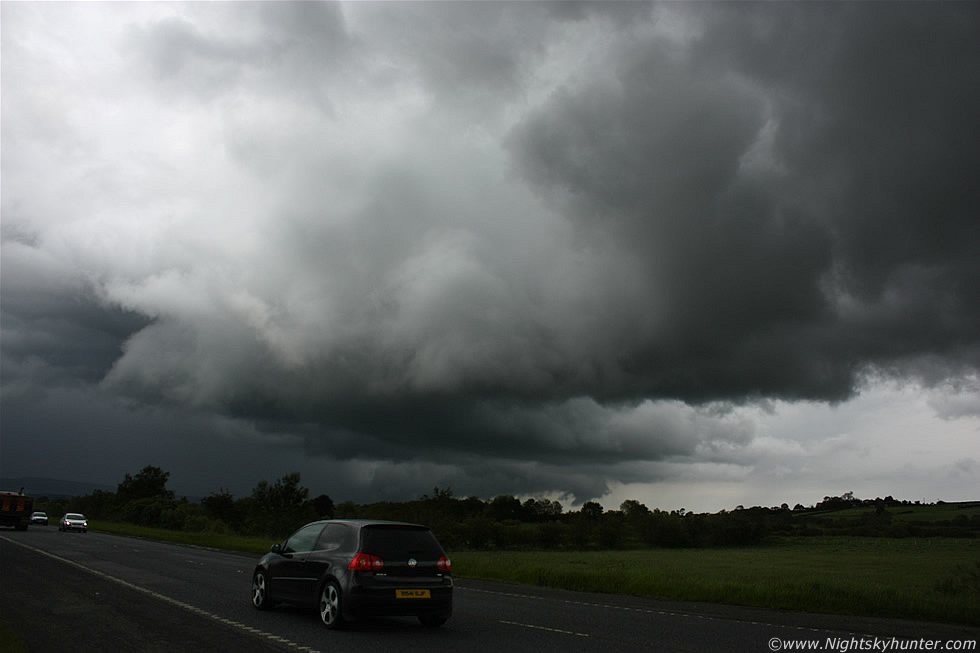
<box><xmin>437</xmin><ymin>556</ymin><xmax>451</xmax><ymax>572</ymax></box>
<box><xmin>348</xmin><ymin>553</ymin><xmax>384</xmax><ymax>571</ymax></box>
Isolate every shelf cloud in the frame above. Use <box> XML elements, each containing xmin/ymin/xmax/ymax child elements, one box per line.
<box><xmin>2</xmin><ymin>2</ymin><xmax>977</xmax><ymax>508</ymax></box>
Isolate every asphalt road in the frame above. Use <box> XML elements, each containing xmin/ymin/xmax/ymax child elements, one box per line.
<box><xmin>2</xmin><ymin>527</ymin><xmax>976</xmax><ymax>652</ymax></box>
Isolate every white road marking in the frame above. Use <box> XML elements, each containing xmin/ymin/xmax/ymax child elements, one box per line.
<box><xmin>0</xmin><ymin>535</ymin><xmax>320</xmax><ymax>653</ymax></box>
<box><xmin>460</xmin><ymin>585</ymin><xmax>881</xmax><ymax>638</ymax></box>
<box><xmin>500</xmin><ymin>619</ymin><xmax>589</xmax><ymax>637</ymax></box>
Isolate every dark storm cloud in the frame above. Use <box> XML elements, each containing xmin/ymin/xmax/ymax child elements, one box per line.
<box><xmin>0</xmin><ymin>240</ymin><xmax>151</xmax><ymax>392</ymax></box>
<box><xmin>507</xmin><ymin>2</ymin><xmax>980</xmax><ymax>403</ymax></box>
<box><xmin>2</xmin><ymin>2</ymin><xmax>977</xmax><ymax>504</ymax></box>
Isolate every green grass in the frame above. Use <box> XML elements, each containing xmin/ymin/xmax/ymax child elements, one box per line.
<box><xmin>90</xmin><ymin>520</ymin><xmax>278</xmax><ymax>555</ymax></box>
<box><xmin>804</xmin><ymin>501</ymin><xmax>980</xmax><ymax>523</ymax></box>
<box><xmin>889</xmin><ymin>502</ymin><xmax>980</xmax><ymax>522</ymax></box>
<box><xmin>89</xmin><ymin>521</ymin><xmax>979</xmax><ymax>627</ymax></box>
<box><xmin>451</xmin><ymin>537</ymin><xmax>980</xmax><ymax>627</ymax></box>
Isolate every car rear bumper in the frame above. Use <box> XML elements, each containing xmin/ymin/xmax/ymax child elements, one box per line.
<box><xmin>344</xmin><ymin>579</ymin><xmax>453</xmax><ymax>619</ymax></box>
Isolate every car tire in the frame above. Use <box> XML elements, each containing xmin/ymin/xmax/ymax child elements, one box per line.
<box><xmin>251</xmin><ymin>571</ymin><xmax>272</xmax><ymax>610</ymax></box>
<box><xmin>319</xmin><ymin>581</ymin><xmax>345</xmax><ymax>630</ymax></box>
<box><xmin>419</xmin><ymin>615</ymin><xmax>448</xmax><ymax>627</ymax></box>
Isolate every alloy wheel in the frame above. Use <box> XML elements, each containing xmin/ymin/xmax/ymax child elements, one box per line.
<box><xmin>319</xmin><ymin>583</ymin><xmax>344</xmax><ymax>629</ymax></box>
<box><xmin>252</xmin><ymin>571</ymin><xmax>269</xmax><ymax>609</ymax></box>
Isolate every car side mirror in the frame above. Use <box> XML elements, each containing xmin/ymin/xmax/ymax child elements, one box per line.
<box><xmin>270</xmin><ymin>543</ymin><xmax>282</xmax><ymax>554</ymax></box>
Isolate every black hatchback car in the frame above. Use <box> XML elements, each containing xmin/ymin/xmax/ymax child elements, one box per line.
<box><xmin>251</xmin><ymin>519</ymin><xmax>452</xmax><ymax>629</ymax></box>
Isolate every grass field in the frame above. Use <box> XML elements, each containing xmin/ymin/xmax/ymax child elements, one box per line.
<box><xmin>802</xmin><ymin>501</ymin><xmax>980</xmax><ymax>524</ymax></box>
<box><xmin>89</xmin><ymin>521</ymin><xmax>979</xmax><ymax>627</ymax></box>
<box><xmin>91</xmin><ymin>520</ymin><xmax>275</xmax><ymax>554</ymax></box>
<box><xmin>454</xmin><ymin>537</ymin><xmax>980</xmax><ymax>627</ymax></box>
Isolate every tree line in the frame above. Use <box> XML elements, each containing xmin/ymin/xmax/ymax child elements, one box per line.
<box><xmin>33</xmin><ymin>466</ymin><xmax>979</xmax><ymax>548</ymax></box>
<box><xmin>37</xmin><ymin>467</ymin><xmax>329</xmax><ymax>539</ymax></box>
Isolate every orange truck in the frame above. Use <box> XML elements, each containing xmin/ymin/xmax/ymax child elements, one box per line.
<box><xmin>0</xmin><ymin>490</ymin><xmax>34</xmax><ymax>531</ymax></box>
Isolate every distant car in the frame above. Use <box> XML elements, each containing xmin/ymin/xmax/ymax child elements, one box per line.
<box><xmin>30</xmin><ymin>511</ymin><xmax>48</xmax><ymax>525</ymax></box>
<box><xmin>59</xmin><ymin>513</ymin><xmax>88</xmax><ymax>533</ymax></box>
<box><xmin>251</xmin><ymin>519</ymin><xmax>453</xmax><ymax>629</ymax></box>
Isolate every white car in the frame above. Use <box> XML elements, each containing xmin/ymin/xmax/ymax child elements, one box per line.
<box><xmin>30</xmin><ymin>511</ymin><xmax>48</xmax><ymax>525</ymax></box>
<box><xmin>59</xmin><ymin>513</ymin><xmax>88</xmax><ymax>533</ymax></box>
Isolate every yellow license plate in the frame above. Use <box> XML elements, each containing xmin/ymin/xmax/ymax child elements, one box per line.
<box><xmin>396</xmin><ymin>589</ymin><xmax>431</xmax><ymax>599</ymax></box>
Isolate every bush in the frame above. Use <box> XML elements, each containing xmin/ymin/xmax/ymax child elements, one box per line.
<box><xmin>121</xmin><ymin>497</ymin><xmax>168</xmax><ymax>527</ymax></box>
<box><xmin>181</xmin><ymin>513</ymin><xmax>210</xmax><ymax>532</ymax></box>
<box><xmin>535</xmin><ymin>521</ymin><xmax>568</xmax><ymax>549</ymax></box>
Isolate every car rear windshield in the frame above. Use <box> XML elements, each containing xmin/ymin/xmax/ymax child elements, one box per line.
<box><xmin>67</xmin><ymin>514</ymin><xmax>84</xmax><ymax>519</ymax></box>
<box><xmin>360</xmin><ymin>525</ymin><xmax>444</xmax><ymax>558</ymax></box>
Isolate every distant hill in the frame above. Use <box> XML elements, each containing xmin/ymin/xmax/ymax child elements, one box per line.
<box><xmin>0</xmin><ymin>477</ymin><xmax>115</xmax><ymax>498</ymax></box>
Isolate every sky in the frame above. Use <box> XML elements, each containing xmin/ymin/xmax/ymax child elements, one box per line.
<box><xmin>1</xmin><ymin>2</ymin><xmax>977</xmax><ymax>513</ymax></box>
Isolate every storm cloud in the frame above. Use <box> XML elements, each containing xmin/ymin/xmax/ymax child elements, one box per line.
<box><xmin>2</xmin><ymin>2</ymin><xmax>977</xmax><ymax>507</ymax></box>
